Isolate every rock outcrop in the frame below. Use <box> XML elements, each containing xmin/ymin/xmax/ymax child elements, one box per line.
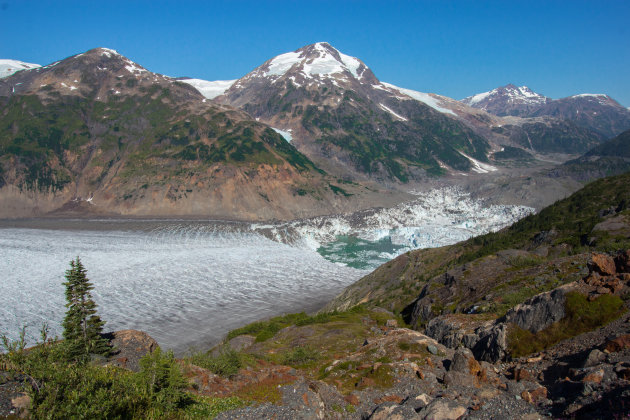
<box><xmin>424</xmin><ymin>251</ymin><xmax>630</xmax><ymax>362</ymax></box>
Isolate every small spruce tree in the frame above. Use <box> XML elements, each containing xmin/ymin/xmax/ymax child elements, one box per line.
<box><xmin>62</xmin><ymin>257</ymin><xmax>110</xmax><ymax>360</ymax></box>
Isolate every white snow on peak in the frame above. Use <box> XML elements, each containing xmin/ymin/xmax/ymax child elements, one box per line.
<box><xmin>379</xmin><ymin>103</ymin><xmax>408</xmax><ymax>121</ymax></box>
<box><xmin>98</xmin><ymin>48</ymin><xmax>121</xmax><ymax>58</ymax></box>
<box><xmin>272</xmin><ymin>127</ymin><xmax>293</xmax><ymax>142</ymax></box>
<box><xmin>464</xmin><ymin>90</ymin><xmax>492</xmax><ymax>105</ymax></box>
<box><xmin>122</xmin><ymin>57</ymin><xmax>147</xmax><ymax>74</ymax></box>
<box><xmin>571</xmin><ymin>93</ymin><xmax>607</xmax><ymax>98</ymax></box>
<box><xmin>459</xmin><ymin>152</ymin><xmax>497</xmax><ymax>174</ymax></box>
<box><xmin>263</xmin><ymin>42</ymin><xmax>364</xmax><ymax>80</ymax></box>
<box><xmin>266</xmin><ymin>51</ymin><xmax>302</xmax><ymax>76</ymax></box>
<box><xmin>178</xmin><ymin>79</ymin><xmax>237</xmax><ymax>99</ymax></box>
<box><xmin>463</xmin><ymin>85</ymin><xmax>547</xmax><ymax>106</ymax></box>
<box><xmin>382</xmin><ymin>82</ymin><xmax>457</xmax><ymax>116</ymax></box>
<box><xmin>0</xmin><ymin>59</ymin><xmax>41</xmax><ymax>78</ymax></box>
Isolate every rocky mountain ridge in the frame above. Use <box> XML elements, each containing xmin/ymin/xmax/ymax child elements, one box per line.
<box><xmin>462</xmin><ymin>84</ymin><xmax>551</xmax><ymax>117</ymax></box>
<box><xmin>0</xmin><ymin>47</ymin><xmax>398</xmax><ymax>220</ymax></box>
<box><xmin>1</xmin><ymin>43</ymin><xmax>629</xmax><ymax>220</ymax></box>
<box><xmin>215</xmin><ymin>42</ymin><xmax>492</xmax><ymax>181</ymax></box>
<box><xmin>464</xmin><ymin>84</ymin><xmax>630</xmax><ymax>139</ymax></box>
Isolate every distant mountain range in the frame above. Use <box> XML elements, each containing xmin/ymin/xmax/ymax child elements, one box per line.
<box><xmin>462</xmin><ymin>83</ymin><xmax>630</xmax><ymax>138</ymax></box>
<box><xmin>1</xmin><ymin>43</ymin><xmax>629</xmax><ymax>219</ymax></box>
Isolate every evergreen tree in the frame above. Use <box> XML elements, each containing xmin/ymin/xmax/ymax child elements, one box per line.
<box><xmin>62</xmin><ymin>257</ymin><xmax>110</xmax><ymax>360</ymax></box>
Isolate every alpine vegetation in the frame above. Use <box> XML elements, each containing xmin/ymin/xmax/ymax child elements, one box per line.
<box><xmin>61</xmin><ymin>256</ymin><xmax>110</xmax><ymax>360</ymax></box>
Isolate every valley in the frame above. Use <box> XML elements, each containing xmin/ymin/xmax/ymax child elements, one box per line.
<box><xmin>1</xmin><ymin>40</ymin><xmax>630</xmax><ymax>419</ymax></box>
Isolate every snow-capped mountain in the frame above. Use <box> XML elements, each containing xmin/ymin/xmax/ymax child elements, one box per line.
<box><xmin>463</xmin><ymin>85</ymin><xmax>630</xmax><ymax>138</ymax></box>
<box><xmin>216</xmin><ymin>42</ymin><xmax>492</xmax><ymax>181</ymax></box>
<box><xmin>0</xmin><ymin>47</ymin><xmax>361</xmax><ymax>220</ymax></box>
<box><xmin>0</xmin><ymin>59</ymin><xmax>41</xmax><ymax>78</ymax></box>
<box><xmin>530</xmin><ymin>94</ymin><xmax>630</xmax><ymax>138</ymax></box>
<box><xmin>461</xmin><ymin>84</ymin><xmax>550</xmax><ymax>117</ymax></box>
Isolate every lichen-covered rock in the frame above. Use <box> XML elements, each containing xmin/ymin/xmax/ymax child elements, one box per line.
<box><xmin>106</xmin><ymin>329</ymin><xmax>159</xmax><ymax>372</ymax></box>
<box><xmin>501</xmin><ymin>285</ymin><xmax>572</xmax><ymax>333</ymax></box>
<box><xmin>588</xmin><ymin>253</ymin><xmax>617</xmax><ymax>276</ymax></box>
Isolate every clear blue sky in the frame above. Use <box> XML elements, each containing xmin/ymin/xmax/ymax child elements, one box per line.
<box><xmin>1</xmin><ymin>0</ymin><xmax>629</xmax><ymax>106</ymax></box>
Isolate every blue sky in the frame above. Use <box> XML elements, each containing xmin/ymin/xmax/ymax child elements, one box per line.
<box><xmin>1</xmin><ymin>0</ymin><xmax>629</xmax><ymax>106</ymax></box>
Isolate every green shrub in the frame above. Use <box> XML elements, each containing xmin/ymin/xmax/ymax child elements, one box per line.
<box><xmin>188</xmin><ymin>348</ymin><xmax>243</xmax><ymax>377</ymax></box>
<box><xmin>280</xmin><ymin>346</ymin><xmax>318</xmax><ymax>366</ymax></box>
<box><xmin>508</xmin><ymin>292</ymin><xmax>624</xmax><ymax>358</ymax></box>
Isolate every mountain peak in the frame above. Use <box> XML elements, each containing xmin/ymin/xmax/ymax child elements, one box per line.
<box><xmin>248</xmin><ymin>42</ymin><xmax>369</xmax><ymax>82</ymax></box>
<box><xmin>461</xmin><ymin>84</ymin><xmax>549</xmax><ymax>117</ymax></box>
<box><xmin>88</xmin><ymin>47</ymin><xmax>122</xmax><ymax>57</ymax></box>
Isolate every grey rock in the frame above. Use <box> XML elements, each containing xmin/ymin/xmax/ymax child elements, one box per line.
<box><xmin>417</xmin><ymin>399</ymin><xmax>467</xmax><ymax>420</ymax></box>
<box><xmin>501</xmin><ymin>285</ymin><xmax>572</xmax><ymax>333</ymax></box>
<box><xmin>443</xmin><ymin>370</ymin><xmax>474</xmax><ymax>387</ymax></box>
<box><xmin>227</xmin><ymin>334</ymin><xmax>256</xmax><ymax>352</ymax></box>
<box><xmin>404</xmin><ymin>393</ymin><xmax>433</xmax><ymax>411</ymax></box>
<box><xmin>368</xmin><ymin>403</ymin><xmax>419</xmax><ymax>420</ymax></box>
<box><xmin>472</xmin><ymin>323</ymin><xmax>508</xmax><ymax>362</ymax></box>
<box><xmin>583</xmin><ymin>349</ymin><xmax>606</xmax><ymax>368</ymax></box>
<box><xmin>506</xmin><ymin>380</ymin><xmax>526</xmax><ymax>396</ymax></box>
<box><xmin>450</xmin><ymin>348</ymin><xmax>475</xmax><ymax>373</ymax></box>
<box><xmin>427</xmin><ymin>344</ymin><xmax>438</xmax><ymax>355</ymax></box>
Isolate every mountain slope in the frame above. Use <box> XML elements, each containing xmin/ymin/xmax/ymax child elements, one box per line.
<box><xmin>461</xmin><ymin>84</ymin><xmax>550</xmax><ymax>117</ymax></box>
<box><xmin>0</xmin><ymin>48</ymin><xmax>375</xmax><ymax>220</ymax></box>
<box><xmin>530</xmin><ymin>94</ymin><xmax>630</xmax><ymax>138</ymax></box>
<box><xmin>216</xmin><ymin>42</ymin><xmax>491</xmax><ymax>181</ymax></box>
<box><xmin>325</xmin><ymin>171</ymin><xmax>630</xmax><ymax>315</ymax></box>
<box><xmin>548</xmin><ymin>128</ymin><xmax>630</xmax><ymax>181</ymax></box>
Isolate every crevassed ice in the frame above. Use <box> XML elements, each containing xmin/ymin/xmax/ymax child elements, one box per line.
<box><xmin>0</xmin><ymin>227</ymin><xmax>365</xmax><ymax>354</ymax></box>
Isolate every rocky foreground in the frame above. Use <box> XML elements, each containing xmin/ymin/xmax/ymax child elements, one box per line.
<box><xmin>6</xmin><ymin>253</ymin><xmax>628</xmax><ymax>419</ymax></box>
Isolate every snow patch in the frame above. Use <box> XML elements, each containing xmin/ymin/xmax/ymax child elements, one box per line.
<box><xmin>459</xmin><ymin>152</ymin><xmax>497</xmax><ymax>174</ymax></box>
<box><xmin>272</xmin><ymin>127</ymin><xmax>293</xmax><ymax>142</ymax></box>
<box><xmin>382</xmin><ymin>82</ymin><xmax>457</xmax><ymax>116</ymax></box>
<box><xmin>178</xmin><ymin>78</ymin><xmax>236</xmax><ymax>99</ymax></box>
<box><xmin>124</xmin><ymin>60</ymin><xmax>147</xmax><ymax>74</ymax></box>
<box><xmin>99</xmin><ymin>48</ymin><xmax>120</xmax><ymax>58</ymax></box>
<box><xmin>379</xmin><ymin>103</ymin><xmax>408</xmax><ymax>121</ymax></box>
<box><xmin>0</xmin><ymin>59</ymin><xmax>41</xmax><ymax>78</ymax></box>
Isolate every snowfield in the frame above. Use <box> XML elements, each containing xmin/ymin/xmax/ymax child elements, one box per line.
<box><xmin>0</xmin><ymin>59</ymin><xmax>41</xmax><ymax>78</ymax></box>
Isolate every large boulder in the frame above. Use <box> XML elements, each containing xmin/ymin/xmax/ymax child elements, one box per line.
<box><xmin>500</xmin><ymin>284</ymin><xmax>573</xmax><ymax>333</ymax></box>
<box><xmin>588</xmin><ymin>253</ymin><xmax>617</xmax><ymax>276</ymax></box>
<box><xmin>106</xmin><ymin>329</ymin><xmax>159</xmax><ymax>372</ymax></box>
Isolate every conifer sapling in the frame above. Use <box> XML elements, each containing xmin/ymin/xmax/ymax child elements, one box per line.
<box><xmin>62</xmin><ymin>256</ymin><xmax>110</xmax><ymax>360</ymax></box>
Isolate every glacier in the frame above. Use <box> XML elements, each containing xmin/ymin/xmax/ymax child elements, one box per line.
<box><xmin>0</xmin><ymin>224</ymin><xmax>365</xmax><ymax>354</ymax></box>
<box><xmin>0</xmin><ymin>187</ymin><xmax>533</xmax><ymax>353</ymax></box>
